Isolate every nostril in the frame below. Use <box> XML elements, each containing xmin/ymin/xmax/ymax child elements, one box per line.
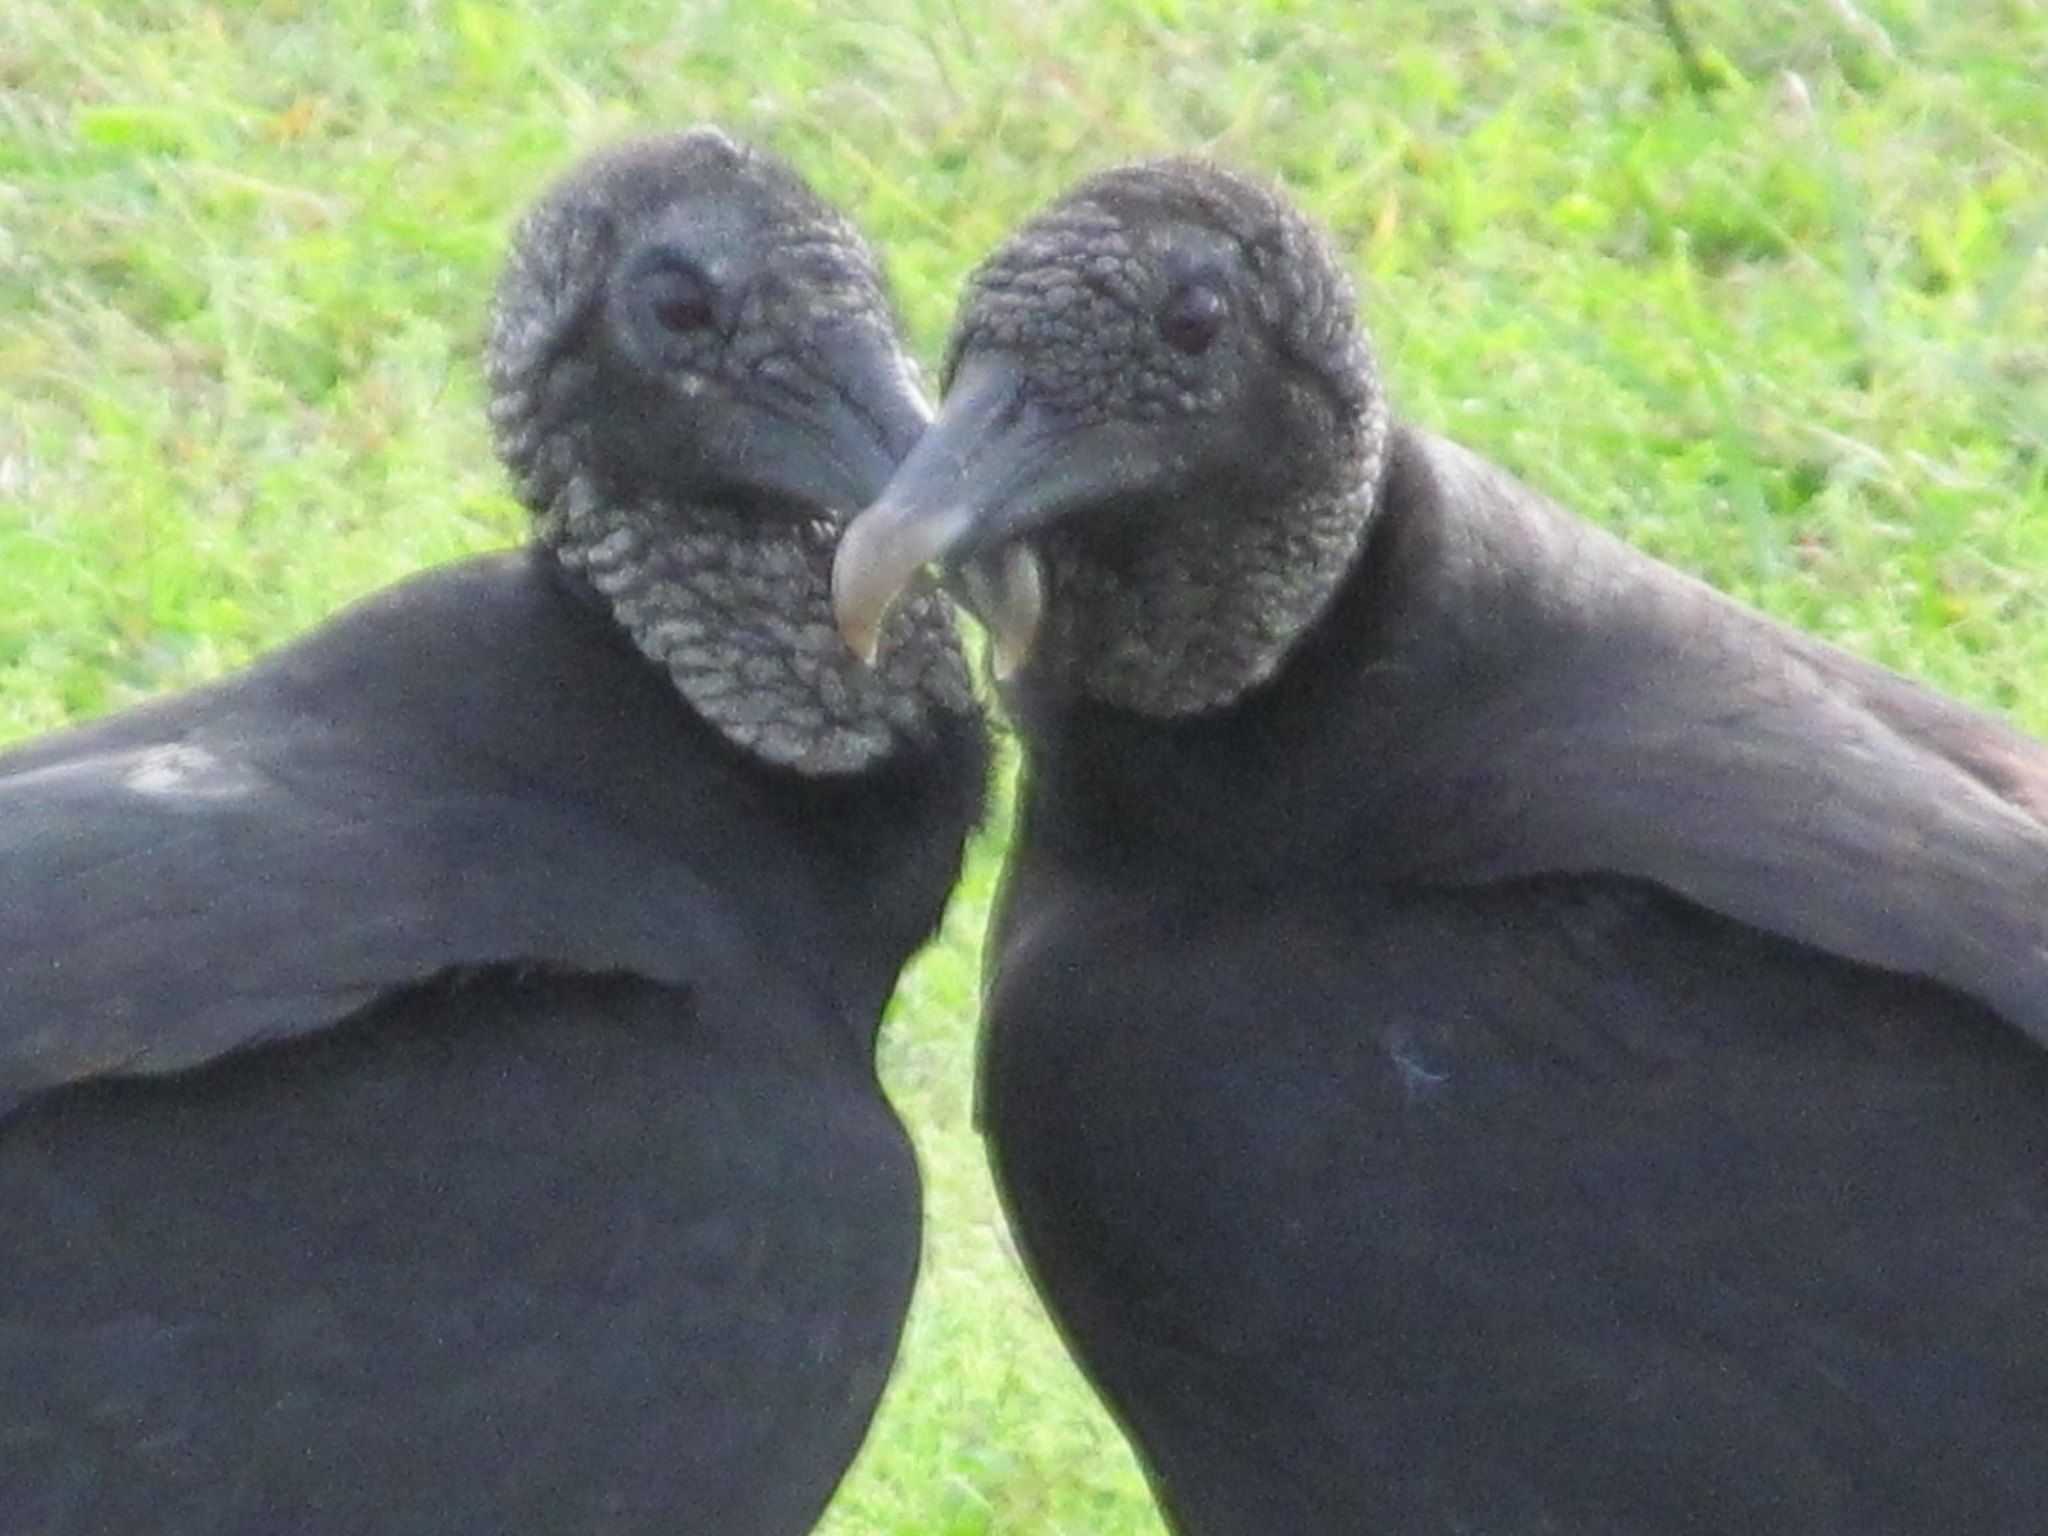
<box><xmin>1158</xmin><ymin>284</ymin><xmax>1228</xmax><ymax>356</ymax></box>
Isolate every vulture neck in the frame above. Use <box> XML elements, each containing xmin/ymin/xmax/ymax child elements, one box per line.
<box><xmin>542</xmin><ymin>471</ymin><xmax>974</xmax><ymax>776</ymax></box>
<box><xmin>1003</xmin><ymin>425</ymin><xmax>1481</xmax><ymax>892</ymax></box>
<box><xmin>1032</xmin><ymin>411</ymin><xmax>1391</xmax><ymax>720</ymax></box>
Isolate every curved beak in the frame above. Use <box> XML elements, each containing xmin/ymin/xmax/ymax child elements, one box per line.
<box><xmin>733</xmin><ymin>327</ymin><xmax>933</xmax><ymax>518</ymax></box>
<box><xmin>832</xmin><ymin>355</ymin><xmax>1154</xmax><ymax>669</ymax></box>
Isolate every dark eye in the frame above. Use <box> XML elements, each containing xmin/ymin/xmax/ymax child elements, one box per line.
<box><xmin>1158</xmin><ymin>283</ymin><xmax>1228</xmax><ymax>356</ymax></box>
<box><xmin>642</xmin><ymin>263</ymin><xmax>717</xmax><ymax>335</ymax></box>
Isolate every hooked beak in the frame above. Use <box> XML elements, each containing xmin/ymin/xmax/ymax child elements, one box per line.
<box><xmin>736</xmin><ymin>328</ymin><xmax>932</xmax><ymax>519</ymax></box>
<box><xmin>832</xmin><ymin>354</ymin><xmax>1155</xmax><ymax>671</ymax></box>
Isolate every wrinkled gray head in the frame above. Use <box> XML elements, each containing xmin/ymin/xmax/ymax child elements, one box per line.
<box><xmin>833</xmin><ymin>158</ymin><xmax>1390</xmax><ymax>716</ymax></box>
<box><xmin>487</xmin><ymin>128</ymin><xmax>971</xmax><ymax>772</ymax></box>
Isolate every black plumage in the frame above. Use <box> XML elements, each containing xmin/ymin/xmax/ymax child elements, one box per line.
<box><xmin>834</xmin><ymin>160</ymin><xmax>2048</xmax><ymax>1534</ymax></box>
<box><xmin>0</xmin><ymin>129</ymin><xmax>984</xmax><ymax>1535</ymax></box>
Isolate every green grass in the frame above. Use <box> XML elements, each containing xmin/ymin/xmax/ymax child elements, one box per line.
<box><xmin>2</xmin><ymin>1</ymin><xmax>2044</xmax><ymax>1530</ymax></box>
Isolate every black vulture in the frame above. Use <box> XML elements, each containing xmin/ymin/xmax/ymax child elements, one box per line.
<box><xmin>833</xmin><ymin>160</ymin><xmax>2048</xmax><ymax>1535</ymax></box>
<box><xmin>0</xmin><ymin>129</ymin><xmax>985</xmax><ymax>1535</ymax></box>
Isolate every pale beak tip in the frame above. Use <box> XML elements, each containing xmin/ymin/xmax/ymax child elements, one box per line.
<box><xmin>830</xmin><ymin>523</ymin><xmax>894</xmax><ymax>666</ymax></box>
<box><xmin>832</xmin><ymin>598</ymin><xmax>887</xmax><ymax>668</ymax></box>
<box><xmin>962</xmin><ymin>542</ymin><xmax>1044</xmax><ymax>684</ymax></box>
<box><xmin>833</xmin><ymin>493</ymin><xmax>975</xmax><ymax>668</ymax></box>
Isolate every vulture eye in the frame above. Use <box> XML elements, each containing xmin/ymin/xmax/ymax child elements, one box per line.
<box><xmin>642</xmin><ymin>263</ymin><xmax>717</xmax><ymax>336</ymax></box>
<box><xmin>1158</xmin><ymin>283</ymin><xmax>1228</xmax><ymax>356</ymax></box>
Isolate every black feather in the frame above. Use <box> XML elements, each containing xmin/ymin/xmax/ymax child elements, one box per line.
<box><xmin>902</xmin><ymin>160</ymin><xmax>2048</xmax><ymax>1534</ymax></box>
<box><xmin>0</xmin><ymin>131</ymin><xmax>985</xmax><ymax>1536</ymax></box>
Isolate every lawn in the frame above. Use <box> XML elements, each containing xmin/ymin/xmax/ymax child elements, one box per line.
<box><xmin>2</xmin><ymin>1</ymin><xmax>2044</xmax><ymax>1531</ymax></box>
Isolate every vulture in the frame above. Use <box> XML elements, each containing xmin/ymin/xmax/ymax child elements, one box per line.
<box><xmin>0</xmin><ymin>129</ymin><xmax>985</xmax><ymax>1535</ymax></box>
<box><xmin>834</xmin><ymin>159</ymin><xmax>2048</xmax><ymax>1535</ymax></box>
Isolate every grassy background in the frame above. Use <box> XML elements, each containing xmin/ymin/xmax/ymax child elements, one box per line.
<box><xmin>2</xmin><ymin>1</ymin><xmax>2044</xmax><ymax>1531</ymax></box>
